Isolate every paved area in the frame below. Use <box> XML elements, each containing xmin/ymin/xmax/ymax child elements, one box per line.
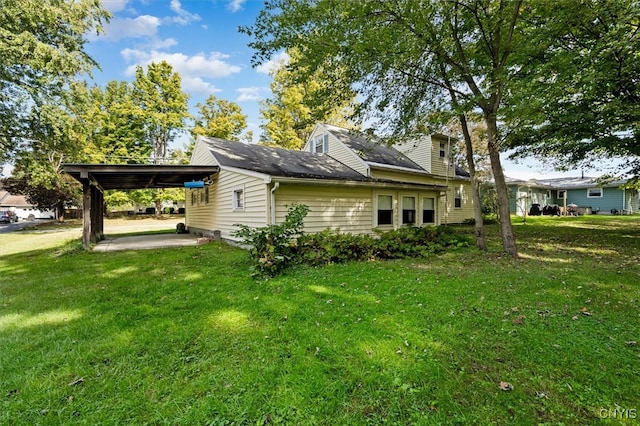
<box><xmin>93</xmin><ymin>233</ymin><xmax>201</xmax><ymax>252</ymax></box>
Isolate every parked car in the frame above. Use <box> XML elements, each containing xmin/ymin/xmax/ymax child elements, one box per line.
<box><xmin>0</xmin><ymin>210</ymin><xmax>18</xmax><ymax>223</ymax></box>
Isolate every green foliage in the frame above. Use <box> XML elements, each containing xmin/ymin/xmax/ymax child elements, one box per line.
<box><xmin>191</xmin><ymin>95</ymin><xmax>248</xmax><ymax>141</ymax></box>
<box><xmin>132</xmin><ymin>61</ymin><xmax>190</xmax><ymax>164</ymax></box>
<box><xmin>0</xmin><ymin>0</ymin><xmax>110</xmax><ymax>161</ymax></box>
<box><xmin>506</xmin><ymin>0</ymin><xmax>640</xmax><ymax>177</ymax></box>
<box><xmin>258</xmin><ymin>48</ymin><xmax>358</xmax><ymax>149</ymax></box>
<box><xmin>235</xmin><ymin>203</ymin><xmax>471</xmax><ymax>278</ymax></box>
<box><xmin>233</xmin><ymin>204</ymin><xmax>309</xmax><ymax>278</ymax></box>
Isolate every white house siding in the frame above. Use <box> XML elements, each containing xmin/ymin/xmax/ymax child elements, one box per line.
<box><xmin>186</xmin><ymin>169</ymin><xmax>268</xmax><ymax>240</ymax></box>
<box><xmin>274</xmin><ymin>184</ymin><xmax>373</xmax><ymax>234</ymax></box>
<box><xmin>306</xmin><ymin>125</ymin><xmax>369</xmax><ymax>176</ymax></box>
<box><xmin>393</xmin><ymin>137</ymin><xmax>432</xmax><ymax>173</ymax></box>
<box><xmin>190</xmin><ymin>141</ymin><xmax>218</xmax><ymax>165</ymax></box>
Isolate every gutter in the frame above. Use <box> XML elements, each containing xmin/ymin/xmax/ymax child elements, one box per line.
<box><xmin>270</xmin><ymin>176</ymin><xmax>448</xmax><ymax>191</ymax></box>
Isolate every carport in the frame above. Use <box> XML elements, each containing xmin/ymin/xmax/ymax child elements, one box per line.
<box><xmin>63</xmin><ymin>164</ymin><xmax>219</xmax><ymax>249</ymax></box>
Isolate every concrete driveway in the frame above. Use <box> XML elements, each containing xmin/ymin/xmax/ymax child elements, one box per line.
<box><xmin>93</xmin><ymin>233</ymin><xmax>201</xmax><ymax>252</ymax></box>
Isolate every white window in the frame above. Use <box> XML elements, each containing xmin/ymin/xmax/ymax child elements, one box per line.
<box><xmin>376</xmin><ymin>194</ymin><xmax>394</xmax><ymax>226</ymax></box>
<box><xmin>422</xmin><ymin>197</ymin><xmax>435</xmax><ymax>224</ymax></box>
<box><xmin>311</xmin><ymin>134</ymin><xmax>329</xmax><ymax>154</ymax></box>
<box><xmin>557</xmin><ymin>190</ymin><xmax>566</xmax><ymax>199</ymax></box>
<box><xmin>233</xmin><ymin>187</ymin><xmax>245</xmax><ymax>210</ymax></box>
<box><xmin>454</xmin><ymin>188</ymin><xmax>462</xmax><ymax>208</ymax></box>
<box><xmin>587</xmin><ymin>188</ymin><xmax>603</xmax><ymax>198</ymax></box>
<box><xmin>402</xmin><ymin>196</ymin><xmax>416</xmax><ymax>225</ymax></box>
<box><xmin>439</xmin><ymin>142</ymin><xmax>446</xmax><ymax>158</ymax></box>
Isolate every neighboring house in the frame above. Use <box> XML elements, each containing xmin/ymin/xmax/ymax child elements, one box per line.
<box><xmin>187</xmin><ymin>123</ymin><xmax>474</xmax><ymax>240</ymax></box>
<box><xmin>507</xmin><ymin>176</ymin><xmax>639</xmax><ymax>216</ymax></box>
<box><xmin>0</xmin><ymin>190</ymin><xmax>56</xmax><ymax>220</ymax></box>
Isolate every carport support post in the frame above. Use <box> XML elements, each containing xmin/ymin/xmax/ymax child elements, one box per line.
<box><xmin>83</xmin><ymin>180</ymin><xmax>91</xmax><ymax>249</ymax></box>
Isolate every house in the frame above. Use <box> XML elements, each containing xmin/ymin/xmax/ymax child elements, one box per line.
<box><xmin>0</xmin><ymin>190</ymin><xmax>56</xmax><ymax>220</ymax></box>
<box><xmin>507</xmin><ymin>176</ymin><xmax>639</xmax><ymax>216</ymax></box>
<box><xmin>186</xmin><ymin>123</ymin><xmax>474</xmax><ymax>241</ymax></box>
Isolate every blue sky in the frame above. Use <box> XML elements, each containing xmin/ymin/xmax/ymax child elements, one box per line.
<box><xmin>85</xmin><ymin>0</ymin><xmax>279</xmax><ymax>145</ymax></box>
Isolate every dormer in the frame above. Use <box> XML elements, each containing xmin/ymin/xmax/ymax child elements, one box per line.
<box><xmin>393</xmin><ymin>136</ymin><xmax>433</xmax><ymax>173</ymax></box>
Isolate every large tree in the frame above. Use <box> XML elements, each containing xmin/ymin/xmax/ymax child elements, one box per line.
<box><xmin>132</xmin><ymin>61</ymin><xmax>189</xmax><ymax>165</ymax></box>
<box><xmin>243</xmin><ymin>0</ymin><xmax>524</xmax><ymax>256</ymax></box>
<box><xmin>191</xmin><ymin>95</ymin><xmax>248</xmax><ymax>141</ymax></box>
<box><xmin>0</xmin><ymin>0</ymin><xmax>109</xmax><ymax>161</ymax></box>
<box><xmin>505</xmin><ymin>0</ymin><xmax>640</xmax><ymax>178</ymax></box>
<box><xmin>259</xmin><ymin>49</ymin><xmax>357</xmax><ymax>149</ymax></box>
<box><xmin>132</xmin><ymin>61</ymin><xmax>189</xmax><ymax>217</ymax></box>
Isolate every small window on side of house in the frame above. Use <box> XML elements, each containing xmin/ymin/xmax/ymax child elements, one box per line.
<box><xmin>587</xmin><ymin>188</ymin><xmax>603</xmax><ymax>198</ymax></box>
<box><xmin>190</xmin><ymin>191</ymin><xmax>196</xmax><ymax>206</ymax></box>
<box><xmin>557</xmin><ymin>190</ymin><xmax>566</xmax><ymax>199</ymax></box>
<box><xmin>233</xmin><ymin>187</ymin><xmax>245</xmax><ymax>210</ymax></box>
<box><xmin>454</xmin><ymin>188</ymin><xmax>462</xmax><ymax>208</ymax></box>
<box><xmin>439</xmin><ymin>142</ymin><xmax>446</xmax><ymax>158</ymax></box>
<box><xmin>205</xmin><ymin>187</ymin><xmax>210</xmax><ymax>204</ymax></box>
<box><xmin>377</xmin><ymin>194</ymin><xmax>393</xmax><ymax>226</ymax></box>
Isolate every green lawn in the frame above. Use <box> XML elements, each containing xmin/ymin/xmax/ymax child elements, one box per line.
<box><xmin>1</xmin><ymin>216</ymin><xmax>639</xmax><ymax>425</ymax></box>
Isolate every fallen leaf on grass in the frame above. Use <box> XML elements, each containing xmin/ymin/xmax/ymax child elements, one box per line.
<box><xmin>512</xmin><ymin>315</ymin><xmax>526</xmax><ymax>325</ymax></box>
<box><xmin>68</xmin><ymin>377</ymin><xmax>84</xmax><ymax>386</ymax></box>
<box><xmin>499</xmin><ymin>381</ymin><xmax>514</xmax><ymax>391</ymax></box>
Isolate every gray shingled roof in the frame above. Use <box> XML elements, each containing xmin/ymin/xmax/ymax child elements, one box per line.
<box><xmin>323</xmin><ymin>124</ymin><xmax>470</xmax><ymax>178</ymax></box>
<box><xmin>506</xmin><ymin>176</ymin><xmax>626</xmax><ymax>189</ymax></box>
<box><xmin>200</xmin><ymin>137</ymin><xmax>371</xmax><ymax>181</ymax></box>
<box><xmin>322</xmin><ymin>124</ymin><xmax>424</xmax><ymax>171</ymax></box>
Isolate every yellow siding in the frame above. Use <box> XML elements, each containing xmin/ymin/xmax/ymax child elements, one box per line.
<box><xmin>370</xmin><ymin>168</ymin><xmax>444</xmax><ymax>185</ymax></box>
<box><xmin>440</xmin><ymin>181</ymin><xmax>475</xmax><ymax>224</ymax></box>
<box><xmin>393</xmin><ymin>137</ymin><xmax>432</xmax><ymax>172</ymax></box>
<box><xmin>275</xmin><ymin>185</ymin><xmax>373</xmax><ymax>234</ymax></box>
<box><xmin>430</xmin><ymin>136</ymin><xmax>454</xmax><ymax>178</ymax></box>
<box><xmin>186</xmin><ymin>169</ymin><xmax>268</xmax><ymax>239</ymax></box>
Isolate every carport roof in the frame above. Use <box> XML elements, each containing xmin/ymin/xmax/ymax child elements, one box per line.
<box><xmin>63</xmin><ymin>164</ymin><xmax>219</xmax><ymax>190</ymax></box>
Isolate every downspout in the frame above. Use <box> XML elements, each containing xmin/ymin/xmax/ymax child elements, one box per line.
<box><xmin>270</xmin><ymin>182</ymin><xmax>280</xmax><ymax>224</ymax></box>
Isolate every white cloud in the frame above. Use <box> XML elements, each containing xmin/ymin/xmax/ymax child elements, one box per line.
<box><xmin>100</xmin><ymin>15</ymin><xmax>161</xmax><ymax>41</ymax></box>
<box><xmin>182</xmin><ymin>77</ymin><xmax>221</xmax><ymax>94</ymax></box>
<box><xmin>227</xmin><ymin>0</ymin><xmax>246</xmax><ymax>13</ymax></box>
<box><xmin>101</xmin><ymin>0</ymin><xmax>131</xmax><ymax>13</ymax></box>
<box><xmin>122</xmin><ymin>50</ymin><xmax>241</xmax><ymax>78</ymax></box>
<box><xmin>256</xmin><ymin>51</ymin><xmax>290</xmax><ymax>75</ymax></box>
<box><xmin>167</xmin><ymin>0</ymin><xmax>201</xmax><ymax>25</ymax></box>
<box><xmin>121</xmin><ymin>49</ymin><xmax>241</xmax><ymax>96</ymax></box>
<box><xmin>236</xmin><ymin>87</ymin><xmax>262</xmax><ymax>102</ymax></box>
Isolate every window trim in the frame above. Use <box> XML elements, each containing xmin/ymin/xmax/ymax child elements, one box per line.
<box><xmin>401</xmin><ymin>195</ymin><xmax>417</xmax><ymax>226</ymax></box>
<box><xmin>375</xmin><ymin>193</ymin><xmax>395</xmax><ymax>227</ymax></box>
<box><xmin>587</xmin><ymin>187</ymin><xmax>603</xmax><ymax>198</ymax></box>
<box><xmin>439</xmin><ymin>142</ymin><xmax>446</xmax><ymax>158</ymax></box>
<box><xmin>557</xmin><ymin>190</ymin><xmax>566</xmax><ymax>200</ymax></box>
<box><xmin>454</xmin><ymin>188</ymin><xmax>462</xmax><ymax>209</ymax></box>
<box><xmin>232</xmin><ymin>186</ymin><xmax>245</xmax><ymax>210</ymax></box>
<box><xmin>421</xmin><ymin>196</ymin><xmax>436</xmax><ymax>225</ymax></box>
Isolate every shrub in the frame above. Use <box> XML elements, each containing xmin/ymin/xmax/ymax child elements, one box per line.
<box><xmin>235</xmin><ymin>205</ymin><xmax>472</xmax><ymax>279</ymax></box>
<box><xmin>233</xmin><ymin>204</ymin><xmax>309</xmax><ymax>278</ymax></box>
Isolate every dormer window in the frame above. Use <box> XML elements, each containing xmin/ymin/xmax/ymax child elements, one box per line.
<box><xmin>311</xmin><ymin>134</ymin><xmax>329</xmax><ymax>154</ymax></box>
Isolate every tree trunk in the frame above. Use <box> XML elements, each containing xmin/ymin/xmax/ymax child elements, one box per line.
<box><xmin>484</xmin><ymin>112</ymin><xmax>518</xmax><ymax>256</ymax></box>
<box><xmin>459</xmin><ymin>114</ymin><xmax>486</xmax><ymax>251</ymax></box>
